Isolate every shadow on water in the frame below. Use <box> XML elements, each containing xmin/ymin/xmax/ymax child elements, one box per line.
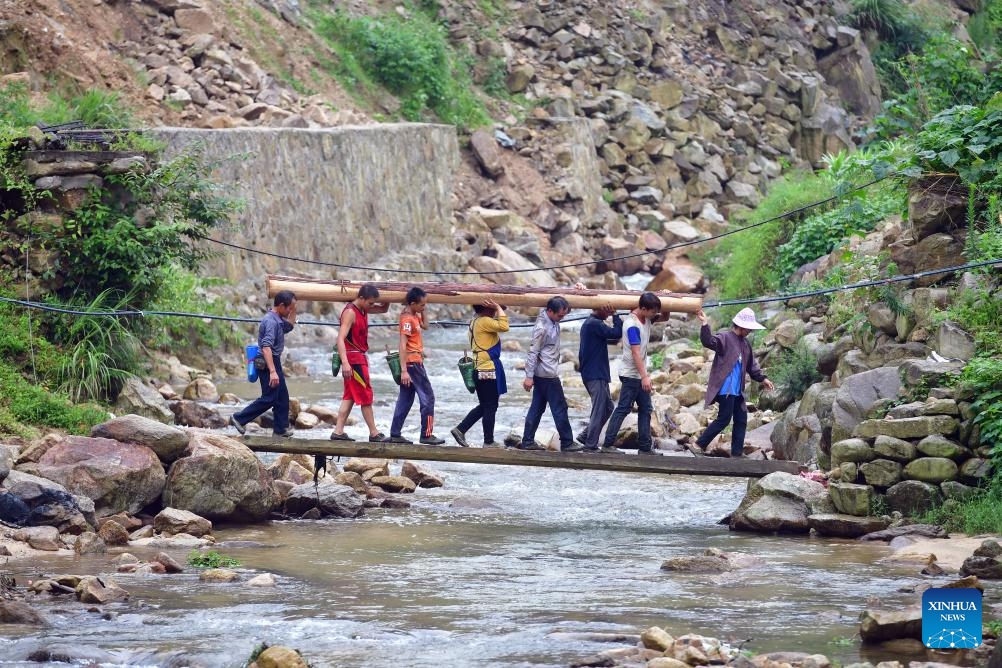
<box><xmin>1</xmin><ymin>325</ymin><xmax>985</xmax><ymax>667</ymax></box>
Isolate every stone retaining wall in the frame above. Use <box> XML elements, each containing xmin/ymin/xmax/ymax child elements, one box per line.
<box><xmin>153</xmin><ymin>125</ymin><xmax>461</xmax><ymax>284</ymax></box>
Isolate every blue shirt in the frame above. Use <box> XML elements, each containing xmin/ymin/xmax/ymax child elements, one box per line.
<box><xmin>578</xmin><ymin>314</ymin><xmax>623</xmax><ymax>382</ymax></box>
<box><xmin>720</xmin><ymin>355</ymin><xmax>742</xmax><ymax>396</ymax></box>
<box><xmin>259</xmin><ymin>309</ymin><xmax>294</xmax><ymax>356</ymax></box>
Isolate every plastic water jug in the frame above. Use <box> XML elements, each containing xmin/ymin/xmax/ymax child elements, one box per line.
<box><xmin>246</xmin><ymin>343</ymin><xmax>260</xmax><ymax>382</ymax></box>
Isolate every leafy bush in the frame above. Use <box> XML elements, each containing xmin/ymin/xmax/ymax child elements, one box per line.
<box><xmin>0</xmin><ymin>82</ymin><xmax>134</xmax><ymax>129</ymax></box>
<box><xmin>914</xmin><ymin>99</ymin><xmax>1002</xmax><ymax>187</ymax></box>
<box><xmin>700</xmin><ymin>171</ymin><xmax>828</xmax><ymax>302</ymax></box>
<box><xmin>312</xmin><ymin>9</ymin><xmax>490</xmax><ymax>128</ymax></box>
<box><xmin>965</xmin><ymin>358</ymin><xmax>1002</xmax><ymax>451</ymax></box>
<box><xmin>874</xmin><ymin>36</ymin><xmax>999</xmax><ymax>136</ymax></box>
<box><xmin>187</xmin><ymin>550</ymin><xmax>241</xmax><ymax>568</ymax></box>
<box><xmin>30</xmin><ymin>142</ymin><xmax>236</xmax><ymax>307</ymax></box>
<box><xmin>775</xmin><ymin>186</ymin><xmax>904</xmax><ymax>281</ymax></box>
<box><xmin>0</xmin><ymin>363</ymin><xmax>106</xmax><ymax>435</ymax></box>
<box><xmin>768</xmin><ymin>340</ymin><xmax>822</xmax><ymax>397</ymax></box>
<box><xmin>848</xmin><ymin>0</ymin><xmax>927</xmax><ymax>48</ymax></box>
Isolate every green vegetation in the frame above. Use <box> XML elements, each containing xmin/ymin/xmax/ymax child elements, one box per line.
<box><xmin>0</xmin><ymin>81</ymin><xmax>135</xmax><ymax>129</ymax></box>
<box><xmin>768</xmin><ymin>340</ymin><xmax>822</xmax><ymax>398</ymax></box>
<box><xmin>0</xmin><ymin>296</ymin><xmax>108</xmax><ymax>437</ymax></box>
<box><xmin>649</xmin><ymin>350</ymin><xmax>665</xmax><ymax>372</ymax></box>
<box><xmin>0</xmin><ymin>83</ymin><xmax>238</xmax><ymax>434</ymax></box>
<box><xmin>310</xmin><ymin>6</ymin><xmax>491</xmax><ymax>128</ymax></box>
<box><xmin>187</xmin><ymin>550</ymin><xmax>242</xmax><ymax>568</ymax></box>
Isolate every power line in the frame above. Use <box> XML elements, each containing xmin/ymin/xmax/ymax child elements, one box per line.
<box><xmin>202</xmin><ymin>172</ymin><xmax>898</xmax><ymax>277</ymax></box>
<box><xmin>3</xmin><ymin>256</ymin><xmax>997</xmax><ymax>328</ymax></box>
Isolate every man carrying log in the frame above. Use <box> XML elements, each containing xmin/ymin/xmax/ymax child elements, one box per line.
<box><xmin>517</xmin><ymin>296</ymin><xmax>581</xmax><ymax>452</ymax></box>
<box><xmin>577</xmin><ymin>304</ymin><xmax>622</xmax><ymax>453</ymax></box>
<box><xmin>330</xmin><ymin>284</ymin><xmax>390</xmax><ymax>442</ymax></box>
<box><xmin>386</xmin><ymin>287</ymin><xmax>445</xmax><ymax>445</ymax></box>
<box><xmin>602</xmin><ymin>291</ymin><xmax>662</xmax><ymax>455</ymax></box>
<box><xmin>229</xmin><ymin>290</ymin><xmax>297</xmax><ymax>437</ymax></box>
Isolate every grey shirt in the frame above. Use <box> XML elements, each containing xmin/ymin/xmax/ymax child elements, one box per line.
<box><xmin>525</xmin><ymin>309</ymin><xmax>561</xmax><ymax>379</ymax></box>
<box><xmin>259</xmin><ymin>309</ymin><xmax>294</xmax><ymax>356</ymax></box>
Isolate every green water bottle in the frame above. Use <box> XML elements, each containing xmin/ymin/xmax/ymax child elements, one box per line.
<box><xmin>331</xmin><ymin>347</ymin><xmax>342</xmax><ymax>377</ymax></box>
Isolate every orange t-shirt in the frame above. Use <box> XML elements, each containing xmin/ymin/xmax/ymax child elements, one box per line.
<box><xmin>400</xmin><ymin>312</ymin><xmax>424</xmax><ymax>363</ymax></box>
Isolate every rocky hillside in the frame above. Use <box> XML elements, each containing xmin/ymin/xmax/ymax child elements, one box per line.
<box><xmin>0</xmin><ymin>0</ymin><xmax>933</xmax><ymax>291</ymax></box>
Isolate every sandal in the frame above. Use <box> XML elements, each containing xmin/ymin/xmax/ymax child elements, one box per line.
<box><xmin>330</xmin><ymin>432</ymin><xmax>355</xmax><ymax>441</ymax></box>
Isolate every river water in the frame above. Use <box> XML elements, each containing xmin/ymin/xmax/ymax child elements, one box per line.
<box><xmin>0</xmin><ymin>322</ymin><xmax>964</xmax><ymax>667</ymax></box>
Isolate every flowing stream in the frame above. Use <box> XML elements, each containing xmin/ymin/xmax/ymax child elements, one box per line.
<box><xmin>0</xmin><ymin>321</ymin><xmax>964</xmax><ymax>667</ymax></box>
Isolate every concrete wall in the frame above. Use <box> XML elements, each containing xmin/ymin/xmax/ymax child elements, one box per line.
<box><xmin>153</xmin><ymin>125</ymin><xmax>460</xmax><ymax>284</ymax></box>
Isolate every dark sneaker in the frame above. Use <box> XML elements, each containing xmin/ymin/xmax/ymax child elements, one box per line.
<box><xmin>330</xmin><ymin>432</ymin><xmax>355</xmax><ymax>441</ymax></box>
<box><xmin>686</xmin><ymin>442</ymin><xmax>706</xmax><ymax>457</ymax></box>
<box><xmin>561</xmin><ymin>443</ymin><xmax>585</xmax><ymax>452</ymax></box>
<box><xmin>516</xmin><ymin>442</ymin><xmax>545</xmax><ymax>451</ymax></box>
<box><xmin>600</xmin><ymin>445</ymin><xmax>622</xmax><ymax>454</ymax></box>
<box><xmin>420</xmin><ymin>435</ymin><xmax>446</xmax><ymax>445</ymax></box>
<box><xmin>228</xmin><ymin>415</ymin><xmax>246</xmax><ymax>435</ymax></box>
<box><xmin>483</xmin><ymin>441</ymin><xmax>504</xmax><ymax>448</ymax></box>
<box><xmin>638</xmin><ymin>448</ymin><xmax>662</xmax><ymax>456</ymax></box>
<box><xmin>274</xmin><ymin>428</ymin><xmax>295</xmax><ymax>438</ymax></box>
<box><xmin>385</xmin><ymin>435</ymin><xmax>412</xmax><ymax>444</ymax></box>
<box><xmin>369</xmin><ymin>432</ymin><xmax>387</xmax><ymax>442</ymax></box>
<box><xmin>581</xmin><ymin>447</ymin><xmax>600</xmax><ymax>453</ymax></box>
<box><xmin>575</xmin><ymin>431</ymin><xmax>588</xmax><ymax>446</ymax></box>
<box><xmin>450</xmin><ymin>427</ymin><xmax>470</xmax><ymax>448</ymax></box>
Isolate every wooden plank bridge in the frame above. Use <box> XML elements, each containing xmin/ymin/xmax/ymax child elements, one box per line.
<box><xmin>243</xmin><ymin>436</ymin><xmax>802</xmax><ymax>477</ymax></box>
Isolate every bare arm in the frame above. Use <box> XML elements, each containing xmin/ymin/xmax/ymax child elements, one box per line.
<box><xmin>368</xmin><ymin>301</ymin><xmax>391</xmax><ymax>314</ymax></box>
<box><xmin>338</xmin><ymin>308</ymin><xmax>355</xmax><ymax>379</ymax></box>
<box><xmin>399</xmin><ymin>320</ymin><xmax>411</xmax><ymax>386</ymax></box>
<box><xmin>631</xmin><ymin>343</ymin><xmax>652</xmax><ymax>392</ymax></box>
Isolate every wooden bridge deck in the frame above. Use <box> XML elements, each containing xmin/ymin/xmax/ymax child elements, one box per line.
<box><xmin>243</xmin><ymin>437</ymin><xmax>801</xmax><ymax>478</ymax></box>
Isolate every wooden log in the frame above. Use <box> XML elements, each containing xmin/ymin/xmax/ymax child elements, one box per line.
<box><xmin>266</xmin><ymin>275</ymin><xmax>704</xmax><ymax>313</ymax></box>
<box><xmin>243</xmin><ymin>436</ymin><xmax>801</xmax><ymax>477</ymax></box>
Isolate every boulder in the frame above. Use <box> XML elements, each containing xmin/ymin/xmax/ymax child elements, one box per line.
<box><xmin>885</xmin><ymin>480</ymin><xmax>942</xmax><ymax>515</ymax></box>
<box><xmin>828</xmin><ymin>482</ymin><xmax>872</xmax><ymax>516</ymax></box>
<box><xmin>0</xmin><ymin>601</ymin><xmax>49</xmax><ymax>625</ymax></box>
<box><xmin>2</xmin><ymin>471</ymin><xmax>95</xmax><ymax>533</ymax></box>
<box><xmin>903</xmin><ymin>457</ymin><xmax>958</xmax><ymax>483</ymax></box>
<box><xmin>91</xmin><ymin>415</ymin><xmax>190</xmax><ymax>465</ymax></box>
<box><xmin>808</xmin><ymin>514</ymin><xmax>888</xmax><ymax>538</ymax></box>
<box><xmin>859</xmin><ymin>459</ymin><xmax>903</xmax><ymax>488</ymax></box>
<box><xmin>181</xmin><ymin>376</ymin><xmax>218</xmax><ymax>402</ymax></box>
<box><xmin>729</xmin><ymin>472</ymin><xmax>832</xmax><ymax>533</ymax></box>
<box><xmin>369</xmin><ymin>475</ymin><xmax>417</xmax><ymax>493</ymax></box>
<box><xmin>163</xmin><ymin>433</ymin><xmax>277</xmax><ymax>522</ymax></box>
<box><xmin>343</xmin><ymin>458</ymin><xmax>390</xmax><ymax>476</ymax></box>
<box><xmin>934</xmin><ymin>321</ymin><xmax>975</xmax><ymax>361</ymax></box>
<box><xmin>853</xmin><ymin>416</ymin><xmax>959</xmax><ymax>440</ymax></box>
<box><xmin>959</xmin><ymin>457</ymin><xmax>991</xmax><ymax>486</ymax></box>
<box><xmin>859</xmin><ymin>606</ymin><xmax>922</xmax><ymax>642</ymax></box>
<box><xmin>31</xmin><ymin>436</ymin><xmax>165</xmax><ymax>517</ymax></box>
<box><xmin>153</xmin><ymin>507</ymin><xmax>212</xmax><ymax>537</ymax></box>
<box><xmin>960</xmin><ymin>556</ymin><xmax>1002</xmax><ymax>579</ymax></box>
<box><xmin>898</xmin><ymin>359</ymin><xmax>965</xmax><ymax>388</ymax></box>
<box><xmin>872</xmin><ymin>435</ymin><xmax>916</xmax><ymax>462</ymax></box>
<box><xmin>284</xmin><ymin>481</ymin><xmax>364</xmax><ymax>518</ymax></box>
<box><xmin>97</xmin><ymin>520</ymin><xmax>129</xmax><ymax>546</ymax></box>
<box><xmin>831</xmin><ymin>367</ymin><xmax>902</xmax><ymax>444</ymax></box>
<box><xmin>400</xmin><ymin>461</ymin><xmax>444</xmax><ymax>488</ymax></box>
<box><xmin>256</xmin><ymin>646</ymin><xmax>310</xmax><ymax>668</ymax></box>
<box><xmin>830</xmin><ymin>438</ymin><xmax>875</xmax><ymax>467</ymax></box>
<box><xmin>907</xmin><ymin>175</ymin><xmax>968</xmax><ymax>239</ymax></box>
<box><xmin>170</xmin><ymin>400</ymin><xmax>226</xmax><ymax>428</ymax></box>
<box><xmin>470</xmin><ymin>129</ymin><xmax>504</xmax><ymax>178</ymax></box>
<box><xmin>113</xmin><ymin>377</ymin><xmax>173</xmax><ymax>424</ymax></box>
<box><xmin>916</xmin><ymin>434</ymin><xmax>967</xmax><ymax>460</ymax></box>
<box><xmin>76</xmin><ymin>575</ymin><xmax>129</xmax><ymax>604</ymax></box>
